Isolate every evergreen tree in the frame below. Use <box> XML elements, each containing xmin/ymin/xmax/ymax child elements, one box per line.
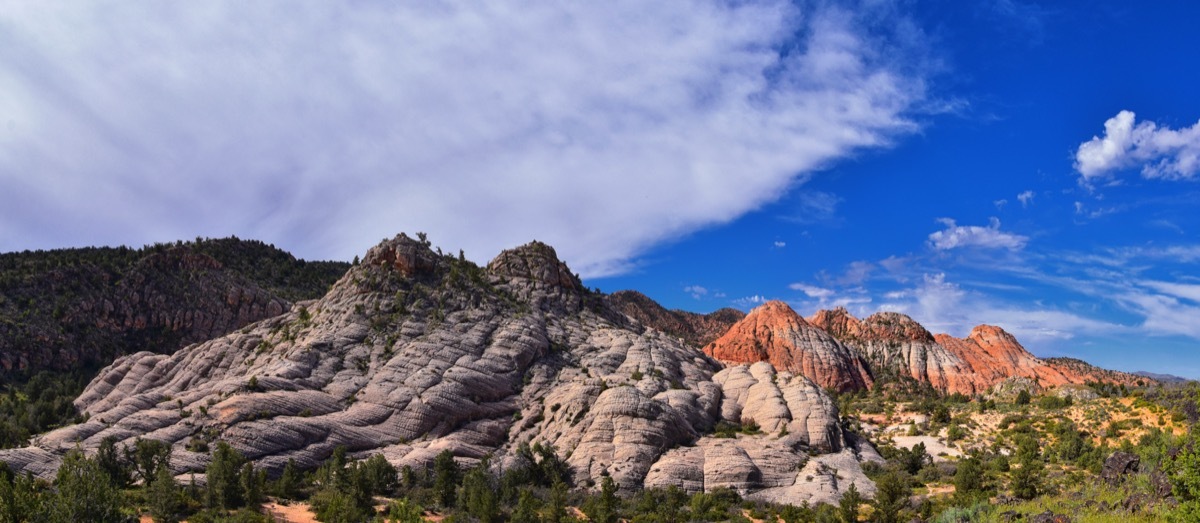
<box><xmin>871</xmin><ymin>471</ymin><xmax>910</xmax><ymax>523</ymax></box>
<box><xmin>1011</xmin><ymin>457</ymin><xmax>1042</xmax><ymax>500</ymax></box>
<box><xmin>362</xmin><ymin>454</ymin><xmax>398</xmax><ymax>495</ymax></box>
<box><xmin>587</xmin><ymin>476</ymin><xmax>620</xmax><ymax>523</ymax></box>
<box><xmin>148</xmin><ymin>465</ymin><xmax>182</xmax><ymax>523</ymax></box>
<box><xmin>275</xmin><ymin>458</ymin><xmax>303</xmax><ymax>500</ymax></box>
<box><xmin>838</xmin><ymin>482</ymin><xmax>861</xmax><ymax>523</ymax></box>
<box><xmin>511</xmin><ymin>487</ymin><xmax>541</xmax><ymax>523</ymax></box>
<box><xmin>206</xmin><ymin>442</ymin><xmax>247</xmax><ymax>510</ymax></box>
<box><xmin>432</xmin><ymin>450</ymin><xmax>459</xmax><ymax>509</ymax></box>
<box><xmin>0</xmin><ymin>471</ymin><xmax>43</xmax><ymax>523</ymax></box>
<box><xmin>239</xmin><ymin>462</ymin><xmax>264</xmax><ymax>508</ymax></box>
<box><xmin>95</xmin><ymin>436</ymin><xmax>131</xmax><ymax>488</ymax></box>
<box><xmin>954</xmin><ymin>456</ymin><xmax>985</xmax><ymax>503</ymax></box>
<box><xmin>459</xmin><ymin>463</ymin><xmax>500</xmax><ymax>523</ymax></box>
<box><xmin>546</xmin><ymin>479</ymin><xmax>569</xmax><ymax>523</ymax></box>
<box><xmin>49</xmin><ymin>449</ymin><xmax>125</xmax><ymax>523</ymax></box>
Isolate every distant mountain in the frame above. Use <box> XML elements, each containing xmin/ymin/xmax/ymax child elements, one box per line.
<box><xmin>713</xmin><ymin>302</ymin><xmax>1146</xmax><ymax>395</ymax></box>
<box><xmin>0</xmin><ymin>238</ymin><xmax>349</xmax><ymax>375</ymax></box>
<box><xmin>605</xmin><ymin>290</ymin><xmax>744</xmax><ymax>347</ymax></box>
<box><xmin>1133</xmin><ymin>371</ymin><xmax>1192</xmax><ymax>384</ymax></box>
<box><xmin>0</xmin><ymin>235</ymin><xmax>877</xmax><ymax>506</ymax></box>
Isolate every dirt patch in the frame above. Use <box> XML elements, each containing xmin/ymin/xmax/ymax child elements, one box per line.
<box><xmin>263</xmin><ymin>501</ymin><xmax>320</xmax><ymax>523</ymax></box>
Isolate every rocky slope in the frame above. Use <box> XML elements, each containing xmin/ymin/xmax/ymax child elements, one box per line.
<box><xmin>808</xmin><ymin>307</ymin><xmax>1146</xmax><ymax>395</ymax></box>
<box><xmin>0</xmin><ymin>239</ymin><xmax>348</xmax><ymax>374</ymax></box>
<box><xmin>0</xmin><ymin>235</ymin><xmax>875</xmax><ymax>505</ymax></box>
<box><xmin>703</xmin><ymin>301</ymin><xmax>873</xmax><ymax>393</ymax></box>
<box><xmin>606</xmin><ymin>290</ymin><xmax>744</xmax><ymax>348</ymax></box>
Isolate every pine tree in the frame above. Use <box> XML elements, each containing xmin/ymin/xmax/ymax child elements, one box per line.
<box><xmin>275</xmin><ymin>458</ymin><xmax>303</xmax><ymax>500</ymax></box>
<box><xmin>206</xmin><ymin>441</ymin><xmax>246</xmax><ymax>510</ymax></box>
<box><xmin>49</xmin><ymin>449</ymin><xmax>124</xmax><ymax>523</ymax></box>
<box><xmin>872</xmin><ymin>471</ymin><xmax>911</xmax><ymax>523</ymax></box>
<box><xmin>511</xmin><ymin>487</ymin><xmax>541</xmax><ymax>523</ymax></box>
<box><xmin>147</xmin><ymin>465</ymin><xmax>182</xmax><ymax>523</ymax></box>
<box><xmin>459</xmin><ymin>464</ymin><xmax>499</xmax><ymax>523</ymax></box>
<box><xmin>546</xmin><ymin>479</ymin><xmax>569</xmax><ymax>523</ymax></box>
<box><xmin>838</xmin><ymin>482</ymin><xmax>861</xmax><ymax>523</ymax></box>
<box><xmin>432</xmin><ymin>450</ymin><xmax>459</xmax><ymax>509</ymax></box>
<box><xmin>127</xmin><ymin>438</ymin><xmax>171</xmax><ymax>485</ymax></box>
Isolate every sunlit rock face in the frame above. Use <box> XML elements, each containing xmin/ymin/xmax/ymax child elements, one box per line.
<box><xmin>1</xmin><ymin>234</ymin><xmax>871</xmax><ymax>505</ymax></box>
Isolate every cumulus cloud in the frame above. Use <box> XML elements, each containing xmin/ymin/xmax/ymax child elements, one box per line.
<box><xmin>0</xmin><ymin>1</ymin><xmax>928</xmax><ymax>277</ymax></box>
<box><xmin>1075</xmin><ymin>110</ymin><xmax>1200</xmax><ymax>182</ymax></box>
<box><xmin>927</xmin><ymin>217</ymin><xmax>1027</xmax><ymax>251</ymax></box>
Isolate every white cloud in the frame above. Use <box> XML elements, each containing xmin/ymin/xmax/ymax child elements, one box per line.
<box><xmin>994</xmin><ymin>199</ymin><xmax>1008</xmax><ymax>210</ymax></box>
<box><xmin>733</xmin><ymin>295</ymin><xmax>768</xmax><ymax>308</ymax></box>
<box><xmin>0</xmin><ymin>1</ymin><xmax>929</xmax><ymax>277</ymax></box>
<box><xmin>789</xmin><ymin>283</ymin><xmax>835</xmax><ymax>299</ymax></box>
<box><xmin>773</xmin><ymin>241</ymin><xmax>787</xmax><ymax>248</ymax></box>
<box><xmin>1017</xmin><ymin>190</ymin><xmax>1035</xmax><ymax>207</ymax></box>
<box><xmin>927</xmin><ymin>217</ymin><xmax>1028</xmax><ymax>251</ymax></box>
<box><xmin>785</xmin><ymin>190</ymin><xmax>844</xmax><ymax>225</ymax></box>
<box><xmin>1139</xmin><ymin>281</ymin><xmax>1200</xmax><ymax>304</ymax></box>
<box><xmin>878</xmin><ymin>273</ymin><xmax>1123</xmax><ymax>343</ymax></box>
<box><xmin>1075</xmin><ymin>110</ymin><xmax>1200</xmax><ymax>182</ymax></box>
<box><xmin>683</xmin><ymin>285</ymin><xmax>709</xmax><ymax>300</ymax></box>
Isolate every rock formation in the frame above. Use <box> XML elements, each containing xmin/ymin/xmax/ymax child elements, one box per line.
<box><xmin>703</xmin><ymin>301</ymin><xmax>873</xmax><ymax>392</ymax></box>
<box><xmin>606</xmin><ymin>290</ymin><xmax>745</xmax><ymax>348</ymax></box>
<box><xmin>0</xmin><ymin>234</ymin><xmax>871</xmax><ymax>505</ymax></box>
<box><xmin>809</xmin><ymin>308</ymin><xmax>1146</xmax><ymax>395</ymax></box>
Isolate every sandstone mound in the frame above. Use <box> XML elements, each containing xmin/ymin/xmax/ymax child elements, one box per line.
<box><xmin>0</xmin><ymin>234</ymin><xmax>871</xmax><ymax>504</ymax></box>
<box><xmin>703</xmin><ymin>301</ymin><xmax>873</xmax><ymax>392</ymax></box>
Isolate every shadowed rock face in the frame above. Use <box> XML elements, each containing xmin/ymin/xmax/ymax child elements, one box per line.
<box><xmin>703</xmin><ymin>301</ymin><xmax>874</xmax><ymax>393</ymax></box>
<box><xmin>606</xmin><ymin>290</ymin><xmax>745</xmax><ymax>348</ymax></box>
<box><xmin>0</xmin><ymin>239</ymin><xmax>348</xmax><ymax>374</ymax></box>
<box><xmin>0</xmin><ymin>234</ymin><xmax>872</xmax><ymax>504</ymax></box>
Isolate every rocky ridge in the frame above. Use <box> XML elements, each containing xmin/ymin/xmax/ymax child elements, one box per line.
<box><xmin>0</xmin><ymin>239</ymin><xmax>348</xmax><ymax>374</ymax></box>
<box><xmin>809</xmin><ymin>307</ymin><xmax>1146</xmax><ymax>394</ymax></box>
<box><xmin>703</xmin><ymin>301</ymin><xmax>874</xmax><ymax>393</ymax></box>
<box><xmin>0</xmin><ymin>235</ymin><xmax>874</xmax><ymax>505</ymax></box>
<box><xmin>606</xmin><ymin>290</ymin><xmax>745</xmax><ymax>348</ymax></box>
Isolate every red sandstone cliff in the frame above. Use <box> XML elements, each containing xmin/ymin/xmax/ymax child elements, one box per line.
<box><xmin>703</xmin><ymin>301</ymin><xmax>873</xmax><ymax>392</ymax></box>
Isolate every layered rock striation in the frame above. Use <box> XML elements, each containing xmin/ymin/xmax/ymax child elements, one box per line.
<box><xmin>1</xmin><ymin>234</ymin><xmax>872</xmax><ymax>505</ymax></box>
<box><xmin>808</xmin><ymin>307</ymin><xmax>1147</xmax><ymax>395</ymax></box>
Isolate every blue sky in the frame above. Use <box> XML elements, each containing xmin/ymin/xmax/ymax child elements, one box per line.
<box><xmin>3</xmin><ymin>2</ymin><xmax>1200</xmax><ymax>376</ymax></box>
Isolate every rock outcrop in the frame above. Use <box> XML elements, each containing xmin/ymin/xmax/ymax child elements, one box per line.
<box><xmin>606</xmin><ymin>291</ymin><xmax>745</xmax><ymax>348</ymax></box>
<box><xmin>703</xmin><ymin>301</ymin><xmax>873</xmax><ymax>392</ymax></box>
<box><xmin>809</xmin><ymin>308</ymin><xmax>1147</xmax><ymax>395</ymax></box>
<box><xmin>0</xmin><ymin>234</ymin><xmax>870</xmax><ymax>505</ymax></box>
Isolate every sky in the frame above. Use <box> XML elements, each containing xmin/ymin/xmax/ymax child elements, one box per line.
<box><xmin>3</xmin><ymin>1</ymin><xmax>1200</xmax><ymax>377</ymax></box>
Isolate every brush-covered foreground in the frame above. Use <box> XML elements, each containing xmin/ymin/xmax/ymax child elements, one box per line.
<box><xmin>5</xmin><ymin>378</ymin><xmax>1200</xmax><ymax>522</ymax></box>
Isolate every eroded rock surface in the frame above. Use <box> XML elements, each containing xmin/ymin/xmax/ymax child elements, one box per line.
<box><xmin>1</xmin><ymin>234</ymin><xmax>872</xmax><ymax>505</ymax></box>
<box><xmin>703</xmin><ymin>301</ymin><xmax>873</xmax><ymax>392</ymax></box>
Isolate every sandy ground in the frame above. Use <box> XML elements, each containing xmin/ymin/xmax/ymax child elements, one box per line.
<box><xmin>889</xmin><ymin>434</ymin><xmax>962</xmax><ymax>462</ymax></box>
<box><xmin>263</xmin><ymin>501</ymin><xmax>320</xmax><ymax>523</ymax></box>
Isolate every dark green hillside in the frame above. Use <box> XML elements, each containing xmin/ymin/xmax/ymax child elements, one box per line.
<box><xmin>0</xmin><ymin>237</ymin><xmax>348</xmax><ymax>375</ymax></box>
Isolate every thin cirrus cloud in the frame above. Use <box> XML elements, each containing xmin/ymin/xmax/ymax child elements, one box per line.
<box><xmin>0</xmin><ymin>1</ymin><xmax>929</xmax><ymax>277</ymax></box>
<box><xmin>926</xmin><ymin>218</ymin><xmax>1027</xmax><ymax>251</ymax></box>
<box><xmin>1075</xmin><ymin>110</ymin><xmax>1200</xmax><ymax>182</ymax></box>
